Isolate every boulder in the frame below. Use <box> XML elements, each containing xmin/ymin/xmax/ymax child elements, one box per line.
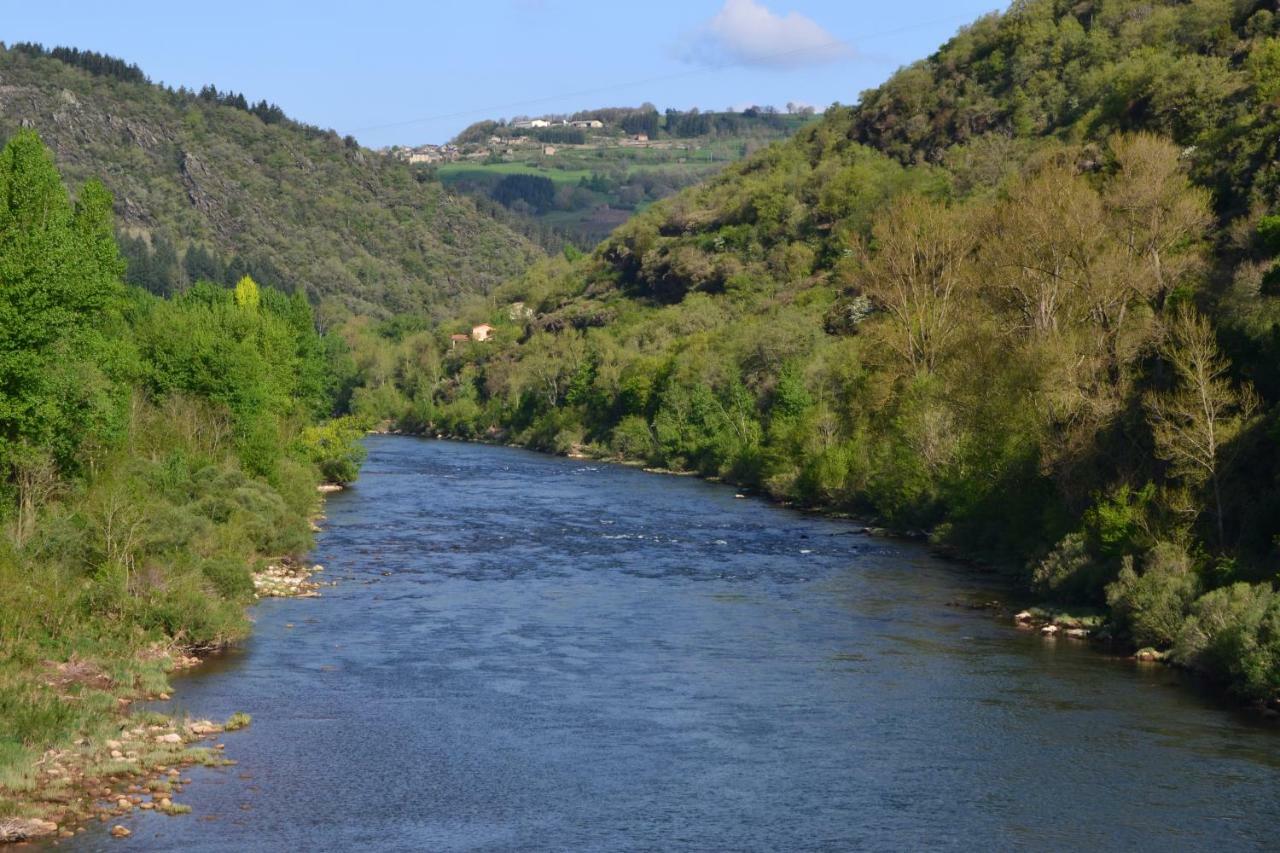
<box><xmin>1040</xmin><ymin>624</ymin><xmax>1060</xmax><ymax>635</ymax></box>
<box><xmin>0</xmin><ymin>818</ymin><xmax>59</xmax><ymax>842</ymax></box>
<box><xmin>110</xmin><ymin>825</ymin><xmax>132</xmax><ymax>837</ymax></box>
<box><xmin>1014</xmin><ymin>610</ymin><xmax>1033</xmax><ymax>623</ymax></box>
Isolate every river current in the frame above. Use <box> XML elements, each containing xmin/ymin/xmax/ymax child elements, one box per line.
<box><xmin>64</xmin><ymin>437</ymin><xmax>1280</xmax><ymax>851</ymax></box>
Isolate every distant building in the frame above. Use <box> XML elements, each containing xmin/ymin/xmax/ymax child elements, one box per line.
<box><xmin>633</xmin><ymin>133</ymin><xmax>649</xmax><ymax>142</ymax></box>
<box><xmin>543</xmin><ymin>145</ymin><xmax>557</xmax><ymax>156</ymax></box>
<box><xmin>570</xmin><ymin>119</ymin><xmax>604</xmax><ymax>129</ymax></box>
<box><xmin>471</xmin><ymin>324</ymin><xmax>496</xmax><ymax>342</ymax></box>
<box><xmin>512</xmin><ymin>119</ymin><xmax>552</xmax><ymax>129</ymax></box>
<box><xmin>449</xmin><ymin>333</ymin><xmax>470</xmax><ymax>348</ymax></box>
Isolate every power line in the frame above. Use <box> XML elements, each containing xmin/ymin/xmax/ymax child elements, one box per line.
<box><xmin>350</xmin><ymin>12</ymin><xmax>976</xmax><ymax>135</ymax></box>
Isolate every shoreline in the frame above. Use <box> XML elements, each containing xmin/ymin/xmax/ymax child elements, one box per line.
<box><xmin>0</xmin><ymin>487</ymin><xmax>341</xmax><ymax>846</ymax></box>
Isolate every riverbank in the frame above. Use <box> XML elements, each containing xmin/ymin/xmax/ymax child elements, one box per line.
<box><xmin>0</xmin><ymin>485</ymin><xmax>342</xmax><ymax>844</ymax></box>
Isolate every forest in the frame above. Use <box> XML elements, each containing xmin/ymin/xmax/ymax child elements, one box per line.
<box><xmin>342</xmin><ymin>0</ymin><xmax>1280</xmax><ymax>704</ymax></box>
<box><xmin>0</xmin><ymin>129</ymin><xmax>363</xmax><ymax>813</ymax></box>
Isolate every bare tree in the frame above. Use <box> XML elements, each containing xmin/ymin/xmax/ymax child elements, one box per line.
<box><xmin>1145</xmin><ymin>309</ymin><xmax>1257</xmax><ymax>544</ymax></box>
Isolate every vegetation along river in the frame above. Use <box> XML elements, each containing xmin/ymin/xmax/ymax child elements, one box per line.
<box><xmin>63</xmin><ymin>437</ymin><xmax>1280</xmax><ymax>851</ymax></box>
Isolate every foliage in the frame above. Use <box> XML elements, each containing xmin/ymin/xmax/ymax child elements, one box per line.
<box><xmin>1107</xmin><ymin>543</ymin><xmax>1200</xmax><ymax>649</ymax></box>
<box><xmin>295</xmin><ymin>417</ymin><xmax>368</xmax><ymax>485</ymax></box>
<box><xmin>0</xmin><ymin>133</ymin><xmax>361</xmax><ymax>802</ymax></box>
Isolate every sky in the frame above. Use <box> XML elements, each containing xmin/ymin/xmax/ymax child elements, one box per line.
<box><xmin>2</xmin><ymin>0</ymin><xmax>1003</xmax><ymax>147</ymax></box>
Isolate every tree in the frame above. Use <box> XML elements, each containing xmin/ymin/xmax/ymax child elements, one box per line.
<box><xmin>0</xmin><ymin>131</ymin><xmax>122</xmax><ymax>457</ymax></box>
<box><xmin>1145</xmin><ymin>309</ymin><xmax>1257</xmax><ymax>544</ymax></box>
<box><xmin>857</xmin><ymin>195</ymin><xmax>974</xmax><ymax>374</ymax></box>
<box><xmin>234</xmin><ymin>274</ymin><xmax>261</xmax><ymax>311</ymax></box>
<box><xmin>1104</xmin><ymin>133</ymin><xmax>1211</xmax><ymax>310</ymax></box>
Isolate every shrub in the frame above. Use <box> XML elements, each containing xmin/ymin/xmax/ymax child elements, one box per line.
<box><xmin>295</xmin><ymin>417</ymin><xmax>367</xmax><ymax>486</ymax></box>
<box><xmin>1105</xmin><ymin>542</ymin><xmax>1199</xmax><ymax>648</ymax></box>
<box><xmin>200</xmin><ymin>556</ymin><xmax>254</xmax><ymax>601</ymax></box>
<box><xmin>609</xmin><ymin>415</ymin><xmax>656</xmax><ymax>460</ymax></box>
<box><xmin>1173</xmin><ymin>582</ymin><xmax>1280</xmax><ymax>700</ymax></box>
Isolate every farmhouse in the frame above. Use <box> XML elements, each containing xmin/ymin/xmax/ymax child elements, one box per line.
<box><xmin>569</xmin><ymin>119</ymin><xmax>604</xmax><ymax>129</ymax></box>
<box><xmin>471</xmin><ymin>324</ymin><xmax>496</xmax><ymax>342</ymax></box>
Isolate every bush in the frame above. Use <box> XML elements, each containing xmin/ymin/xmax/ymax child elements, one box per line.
<box><xmin>1032</xmin><ymin>532</ymin><xmax>1113</xmax><ymax>603</ymax></box>
<box><xmin>609</xmin><ymin>415</ymin><xmax>656</xmax><ymax>460</ymax></box>
<box><xmin>295</xmin><ymin>417</ymin><xmax>367</xmax><ymax>486</ymax></box>
<box><xmin>200</xmin><ymin>556</ymin><xmax>254</xmax><ymax>601</ymax></box>
<box><xmin>1106</xmin><ymin>542</ymin><xmax>1199</xmax><ymax>648</ymax></box>
<box><xmin>1173</xmin><ymin>582</ymin><xmax>1280</xmax><ymax>700</ymax></box>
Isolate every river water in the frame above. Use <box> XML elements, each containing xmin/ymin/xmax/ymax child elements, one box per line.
<box><xmin>64</xmin><ymin>437</ymin><xmax>1279</xmax><ymax>851</ymax></box>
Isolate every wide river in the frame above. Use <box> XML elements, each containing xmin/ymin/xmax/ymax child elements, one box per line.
<box><xmin>66</xmin><ymin>437</ymin><xmax>1279</xmax><ymax>851</ymax></box>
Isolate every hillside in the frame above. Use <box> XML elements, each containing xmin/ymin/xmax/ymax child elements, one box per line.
<box><xmin>398</xmin><ymin>106</ymin><xmax>811</xmax><ymax>248</ymax></box>
<box><xmin>347</xmin><ymin>0</ymin><xmax>1280</xmax><ymax>704</ymax></box>
<box><xmin>0</xmin><ymin>44</ymin><xmax>542</xmax><ymax>317</ymax></box>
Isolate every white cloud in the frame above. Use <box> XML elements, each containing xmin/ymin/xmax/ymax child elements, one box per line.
<box><xmin>679</xmin><ymin>0</ymin><xmax>852</xmax><ymax>69</ymax></box>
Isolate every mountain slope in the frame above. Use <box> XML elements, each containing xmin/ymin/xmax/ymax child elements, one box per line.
<box><xmin>0</xmin><ymin>45</ymin><xmax>541</xmax><ymax>316</ymax></box>
<box><xmin>347</xmin><ymin>0</ymin><xmax>1280</xmax><ymax>703</ymax></box>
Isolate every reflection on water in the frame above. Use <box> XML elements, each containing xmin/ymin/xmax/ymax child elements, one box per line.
<box><xmin>64</xmin><ymin>437</ymin><xmax>1280</xmax><ymax>851</ymax></box>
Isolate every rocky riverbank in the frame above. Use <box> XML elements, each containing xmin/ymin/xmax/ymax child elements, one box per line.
<box><xmin>0</xmin><ymin>692</ymin><xmax>246</xmax><ymax>845</ymax></box>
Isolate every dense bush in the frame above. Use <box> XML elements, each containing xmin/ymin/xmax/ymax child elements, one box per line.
<box><xmin>1107</xmin><ymin>544</ymin><xmax>1200</xmax><ymax>650</ymax></box>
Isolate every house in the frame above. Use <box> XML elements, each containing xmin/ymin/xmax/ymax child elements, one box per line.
<box><xmin>633</xmin><ymin>133</ymin><xmax>649</xmax><ymax>142</ymax></box>
<box><xmin>570</xmin><ymin>119</ymin><xmax>604</xmax><ymax>129</ymax></box>
<box><xmin>449</xmin><ymin>333</ymin><xmax>470</xmax><ymax>349</ymax></box>
<box><xmin>543</xmin><ymin>145</ymin><xmax>557</xmax><ymax>156</ymax></box>
<box><xmin>471</xmin><ymin>323</ymin><xmax>496</xmax><ymax>342</ymax></box>
<box><xmin>512</xmin><ymin>119</ymin><xmax>552</xmax><ymax>129</ymax></box>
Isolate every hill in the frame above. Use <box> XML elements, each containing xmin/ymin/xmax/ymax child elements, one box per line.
<box><xmin>347</xmin><ymin>0</ymin><xmax>1280</xmax><ymax>704</ymax></box>
<box><xmin>393</xmin><ymin>106</ymin><xmax>812</xmax><ymax>248</ymax></box>
<box><xmin>0</xmin><ymin>43</ymin><xmax>542</xmax><ymax>317</ymax></box>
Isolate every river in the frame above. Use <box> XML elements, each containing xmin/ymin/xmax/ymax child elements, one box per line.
<box><xmin>63</xmin><ymin>437</ymin><xmax>1280</xmax><ymax>851</ymax></box>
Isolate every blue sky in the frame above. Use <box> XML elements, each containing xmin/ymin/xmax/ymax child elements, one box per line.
<box><xmin>4</xmin><ymin>0</ymin><xmax>1003</xmax><ymax>147</ymax></box>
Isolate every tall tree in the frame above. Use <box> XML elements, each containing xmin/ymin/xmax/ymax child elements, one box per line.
<box><xmin>1145</xmin><ymin>309</ymin><xmax>1257</xmax><ymax>545</ymax></box>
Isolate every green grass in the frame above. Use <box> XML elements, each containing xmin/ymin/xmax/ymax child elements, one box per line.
<box><xmin>223</xmin><ymin>712</ymin><xmax>251</xmax><ymax>731</ymax></box>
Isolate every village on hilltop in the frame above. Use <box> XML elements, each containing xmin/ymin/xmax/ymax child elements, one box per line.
<box><xmin>378</xmin><ymin>105</ymin><xmax>812</xmax><ymax>166</ymax></box>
